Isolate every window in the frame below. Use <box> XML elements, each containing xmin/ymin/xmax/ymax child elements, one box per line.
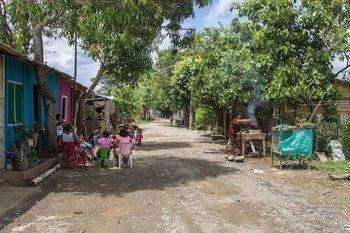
<box><xmin>61</xmin><ymin>95</ymin><xmax>67</xmax><ymax>120</ymax></box>
<box><xmin>8</xmin><ymin>81</ymin><xmax>23</xmax><ymax>124</ymax></box>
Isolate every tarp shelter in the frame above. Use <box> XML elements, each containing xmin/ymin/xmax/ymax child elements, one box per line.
<box><xmin>271</xmin><ymin>127</ymin><xmax>314</xmax><ymax>169</ymax></box>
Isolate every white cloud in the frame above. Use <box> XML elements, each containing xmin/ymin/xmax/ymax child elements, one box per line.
<box><xmin>332</xmin><ymin>58</ymin><xmax>349</xmax><ymax>78</ymax></box>
<box><xmin>204</xmin><ymin>0</ymin><xmax>235</xmax><ymax>25</ymax></box>
<box><xmin>205</xmin><ymin>0</ymin><xmax>233</xmax><ymax>22</ymax></box>
<box><xmin>203</xmin><ymin>0</ymin><xmax>245</xmax><ymax>27</ymax></box>
<box><xmin>44</xmin><ymin>37</ymin><xmax>100</xmax><ymax>88</ymax></box>
<box><xmin>151</xmin><ymin>28</ymin><xmax>172</xmax><ymax>62</ymax></box>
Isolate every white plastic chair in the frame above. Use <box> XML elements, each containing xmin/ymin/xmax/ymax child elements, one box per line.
<box><xmin>115</xmin><ymin>142</ymin><xmax>133</xmax><ymax>169</ymax></box>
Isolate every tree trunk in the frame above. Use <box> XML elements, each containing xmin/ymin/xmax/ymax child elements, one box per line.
<box><xmin>77</xmin><ymin>92</ymin><xmax>87</xmax><ymax>137</ymax></box>
<box><xmin>223</xmin><ymin>106</ymin><xmax>229</xmax><ymax>139</ymax></box>
<box><xmin>76</xmin><ymin>62</ymin><xmax>105</xmax><ymax>136</ymax></box>
<box><xmin>35</xmin><ymin>66</ymin><xmax>56</xmax><ymax>156</ymax></box>
<box><xmin>33</xmin><ymin>25</ymin><xmax>56</xmax><ymax>156</ymax></box>
<box><xmin>214</xmin><ymin>106</ymin><xmax>224</xmax><ymax>134</ymax></box>
<box><xmin>183</xmin><ymin>107</ymin><xmax>189</xmax><ymax>128</ymax></box>
<box><xmin>189</xmin><ymin>90</ymin><xmax>194</xmax><ymax>130</ymax></box>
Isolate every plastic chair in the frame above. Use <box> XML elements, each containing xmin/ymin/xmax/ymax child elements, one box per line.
<box><xmin>97</xmin><ymin>148</ymin><xmax>111</xmax><ymax>168</ymax></box>
<box><xmin>63</xmin><ymin>142</ymin><xmax>80</xmax><ymax>170</ymax></box>
<box><xmin>116</xmin><ymin>142</ymin><xmax>133</xmax><ymax>169</ymax></box>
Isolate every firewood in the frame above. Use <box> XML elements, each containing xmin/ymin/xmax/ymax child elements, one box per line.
<box><xmin>329</xmin><ymin>174</ymin><xmax>350</xmax><ymax>180</ymax></box>
<box><xmin>234</xmin><ymin>156</ymin><xmax>245</xmax><ymax>162</ymax></box>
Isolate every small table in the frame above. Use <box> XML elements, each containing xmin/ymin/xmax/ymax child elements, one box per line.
<box><xmin>238</xmin><ymin>132</ymin><xmax>266</xmax><ymax>157</ymax></box>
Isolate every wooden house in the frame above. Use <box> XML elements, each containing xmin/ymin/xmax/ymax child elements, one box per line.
<box><xmin>0</xmin><ymin>43</ymin><xmax>88</xmax><ymax>180</ymax></box>
<box><xmin>336</xmin><ymin>79</ymin><xmax>350</xmax><ymax>123</ymax></box>
<box><xmin>293</xmin><ymin>79</ymin><xmax>350</xmax><ymax>124</ymax></box>
<box><xmin>85</xmin><ymin>94</ymin><xmax>116</xmax><ymax>137</ymax></box>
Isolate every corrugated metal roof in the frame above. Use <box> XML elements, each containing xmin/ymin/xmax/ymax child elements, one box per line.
<box><xmin>0</xmin><ymin>43</ymin><xmax>22</xmax><ymax>57</ymax></box>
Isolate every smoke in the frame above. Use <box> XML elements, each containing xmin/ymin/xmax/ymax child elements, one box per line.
<box><xmin>247</xmin><ymin>103</ymin><xmax>258</xmax><ymax>125</ymax></box>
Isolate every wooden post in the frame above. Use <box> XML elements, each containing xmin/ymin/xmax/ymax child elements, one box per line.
<box><xmin>31</xmin><ymin>163</ymin><xmax>61</xmax><ymax>186</ymax></box>
<box><xmin>308</xmin><ymin>101</ymin><xmax>322</xmax><ymax>122</ymax></box>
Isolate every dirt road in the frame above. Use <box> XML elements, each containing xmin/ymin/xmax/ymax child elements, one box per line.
<box><xmin>1</xmin><ymin>119</ymin><xmax>350</xmax><ymax>233</ymax></box>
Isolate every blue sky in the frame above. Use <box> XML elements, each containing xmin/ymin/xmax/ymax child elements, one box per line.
<box><xmin>158</xmin><ymin>0</ymin><xmax>238</xmax><ymax>50</ymax></box>
<box><xmin>44</xmin><ymin>0</ymin><xmax>237</xmax><ymax>87</ymax></box>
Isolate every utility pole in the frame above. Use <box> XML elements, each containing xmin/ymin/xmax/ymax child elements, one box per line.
<box><xmin>72</xmin><ymin>32</ymin><xmax>77</xmax><ymax>127</ymax></box>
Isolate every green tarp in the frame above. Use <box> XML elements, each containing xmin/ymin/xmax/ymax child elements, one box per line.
<box><xmin>274</xmin><ymin>129</ymin><xmax>313</xmax><ymax>158</ymax></box>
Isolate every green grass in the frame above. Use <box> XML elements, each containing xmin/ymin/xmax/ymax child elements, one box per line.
<box><xmin>318</xmin><ymin>160</ymin><xmax>350</xmax><ymax>174</ymax></box>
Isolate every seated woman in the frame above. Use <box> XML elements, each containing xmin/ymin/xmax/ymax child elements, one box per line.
<box><xmin>62</xmin><ymin>124</ymin><xmax>89</xmax><ymax>166</ymax></box>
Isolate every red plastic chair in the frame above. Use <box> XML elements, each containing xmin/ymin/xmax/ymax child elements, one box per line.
<box><xmin>63</xmin><ymin>142</ymin><xmax>81</xmax><ymax>169</ymax></box>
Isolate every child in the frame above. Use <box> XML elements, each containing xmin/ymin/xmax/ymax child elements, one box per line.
<box><xmin>97</xmin><ymin>130</ymin><xmax>114</xmax><ymax>167</ymax></box>
<box><xmin>97</xmin><ymin>130</ymin><xmax>114</xmax><ymax>149</ymax></box>
<box><xmin>88</xmin><ymin>126</ymin><xmax>102</xmax><ymax>147</ymax></box>
<box><xmin>56</xmin><ymin>114</ymin><xmax>64</xmax><ymax>153</ymax></box>
<box><xmin>134</xmin><ymin>128</ymin><xmax>143</xmax><ymax>146</ymax></box>
<box><xmin>115</xmin><ymin>128</ymin><xmax>134</xmax><ymax>165</ymax></box>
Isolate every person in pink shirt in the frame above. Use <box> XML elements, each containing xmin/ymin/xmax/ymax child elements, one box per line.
<box><xmin>134</xmin><ymin>127</ymin><xmax>143</xmax><ymax>146</ymax></box>
<box><xmin>98</xmin><ymin>130</ymin><xmax>113</xmax><ymax>149</ymax></box>
<box><xmin>115</xmin><ymin>128</ymin><xmax>134</xmax><ymax>165</ymax></box>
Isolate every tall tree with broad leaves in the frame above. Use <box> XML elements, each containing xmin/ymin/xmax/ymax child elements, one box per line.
<box><xmin>60</xmin><ymin>0</ymin><xmax>213</xmax><ymax>135</ymax></box>
<box><xmin>0</xmin><ymin>0</ymin><xmax>212</xmax><ymax>153</ymax></box>
<box><xmin>232</xmin><ymin>0</ymin><xmax>350</xmax><ymax>108</ymax></box>
<box><xmin>188</xmin><ymin>20</ymin><xmax>260</xmax><ymax>131</ymax></box>
<box><xmin>0</xmin><ymin>0</ymin><xmax>76</xmax><ymax>155</ymax></box>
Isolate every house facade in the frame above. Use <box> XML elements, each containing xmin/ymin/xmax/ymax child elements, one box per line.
<box><xmin>0</xmin><ymin>54</ymin><xmax>4</xmax><ymax>180</ymax></box>
<box><xmin>58</xmin><ymin>75</ymin><xmax>73</xmax><ymax>124</ymax></box>
<box><xmin>336</xmin><ymin>80</ymin><xmax>350</xmax><ymax>123</ymax></box>
<box><xmin>3</xmin><ymin>55</ymin><xmax>59</xmax><ymax>155</ymax></box>
<box><xmin>0</xmin><ymin>43</ymin><xmax>89</xmax><ymax>180</ymax></box>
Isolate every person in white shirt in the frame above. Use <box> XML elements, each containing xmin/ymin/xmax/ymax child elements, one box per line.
<box><xmin>56</xmin><ymin>114</ymin><xmax>64</xmax><ymax>152</ymax></box>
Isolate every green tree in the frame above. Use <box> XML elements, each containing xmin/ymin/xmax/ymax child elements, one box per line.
<box><xmin>0</xmin><ymin>0</ymin><xmax>76</xmax><ymax>155</ymax></box>
<box><xmin>233</xmin><ymin>0</ymin><xmax>350</xmax><ymax>107</ymax></box>
<box><xmin>110</xmin><ymin>84</ymin><xmax>143</xmax><ymax>123</ymax></box>
<box><xmin>0</xmin><ymin>0</ymin><xmax>212</xmax><ymax>151</ymax></box>
<box><xmin>188</xmin><ymin>21</ymin><xmax>259</xmax><ymax>132</ymax></box>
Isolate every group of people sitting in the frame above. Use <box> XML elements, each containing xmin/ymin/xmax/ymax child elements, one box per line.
<box><xmin>56</xmin><ymin>114</ymin><xmax>143</xmax><ymax>168</ymax></box>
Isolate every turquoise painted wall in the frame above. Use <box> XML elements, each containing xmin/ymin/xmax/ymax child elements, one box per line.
<box><xmin>4</xmin><ymin>55</ymin><xmax>59</xmax><ymax>152</ymax></box>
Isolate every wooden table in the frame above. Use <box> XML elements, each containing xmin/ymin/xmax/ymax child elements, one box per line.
<box><xmin>238</xmin><ymin>132</ymin><xmax>266</xmax><ymax>157</ymax></box>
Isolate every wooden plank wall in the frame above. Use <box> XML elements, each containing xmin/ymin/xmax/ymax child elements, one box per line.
<box><xmin>0</xmin><ymin>54</ymin><xmax>4</xmax><ymax>181</ymax></box>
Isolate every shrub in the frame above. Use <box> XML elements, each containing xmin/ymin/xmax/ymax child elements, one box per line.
<box><xmin>195</xmin><ymin>107</ymin><xmax>215</xmax><ymax>131</ymax></box>
<box><xmin>86</xmin><ymin>106</ymin><xmax>99</xmax><ymax>120</ymax></box>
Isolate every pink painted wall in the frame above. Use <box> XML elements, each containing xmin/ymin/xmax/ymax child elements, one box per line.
<box><xmin>58</xmin><ymin>78</ymin><xmax>72</xmax><ymax>124</ymax></box>
<box><xmin>339</xmin><ymin>82</ymin><xmax>350</xmax><ymax>99</ymax></box>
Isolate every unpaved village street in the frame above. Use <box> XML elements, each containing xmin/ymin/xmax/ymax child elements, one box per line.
<box><xmin>1</xmin><ymin>119</ymin><xmax>350</xmax><ymax>233</ymax></box>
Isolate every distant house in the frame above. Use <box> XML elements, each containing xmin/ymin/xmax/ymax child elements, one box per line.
<box><xmin>292</xmin><ymin>79</ymin><xmax>350</xmax><ymax>124</ymax></box>
<box><xmin>85</xmin><ymin>94</ymin><xmax>117</xmax><ymax>137</ymax></box>
<box><xmin>336</xmin><ymin>79</ymin><xmax>350</xmax><ymax>123</ymax></box>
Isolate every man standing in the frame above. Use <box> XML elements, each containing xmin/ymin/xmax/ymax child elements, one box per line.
<box><xmin>228</xmin><ymin>113</ymin><xmax>251</xmax><ymax>157</ymax></box>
